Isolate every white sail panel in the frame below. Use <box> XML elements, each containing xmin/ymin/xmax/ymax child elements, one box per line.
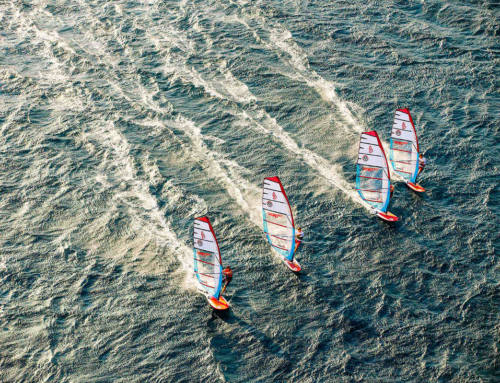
<box><xmin>356</xmin><ymin>131</ymin><xmax>391</xmax><ymax>212</ymax></box>
<box><xmin>193</xmin><ymin>217</ymin><xmax>223</xmax><ymax>299</ymax></box>
<box><xmin>262</xmin><ymin>177</ymin><xmax>295</xmax><ymax>261</ymax></box>
<box><xmin>358</xmin><ymin>133</ymin><xmax>387</xmax><ymax>168</ymax></box>
<box><xmin>390</xmin><ymin>108</ymin><xmax>419</xmax><ymax>183</ymax></box>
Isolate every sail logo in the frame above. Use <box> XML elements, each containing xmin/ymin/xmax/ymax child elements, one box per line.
<box><xmin>369</xmin><ymin>145</ymin><xmax>373</xmax><ymax>153</ymax></box>
<box><xmin>267</xmin><ymin>201</ymin><xmax>273</xmax><ymax>207</ymax></box>
<box><xmin>272</xmin><ymin>192</ymin><xmax>277</xmax><ymax>200</ymax></box>
<box><xmin>197</xmin><ymin>239</ymin><xmax>203</xmax><ymax>246</ymax></box>
<box><xmin>396</xmin><ymin>129</ymin><xmax>401</xmax><ymax>136</ymax></box>
<box><xmin>268</xmin><ymin>212</ymin><xmax>282</xmax><ymax>219</ymax></box>
<box><xmin>363</xmin><ymin>155</ymin><xmax>368</xmax><ymax>162</ymax></box>
<box><xmin>201</xmin><ymin>231</ymin><xmax>205</xmax><ymax>240</ymax></box>
<box><xmin>402</xmin><ymin>122</ymin><xmax>406</xmax><ymax>130</ymax></box>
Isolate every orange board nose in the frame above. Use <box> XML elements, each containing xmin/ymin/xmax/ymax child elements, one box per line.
<box><xmin>407</xmin><ymin>182</ymin><xmax>426</xmax><ymax>193</ymax></box>
<box><xmin>208</xmin><ymin>296</ymin><xmax>229</xmax><ymax>310</ymax></box>
<box><xmin>377</xmin><ymin>211</ymin><xmax>399</xmax><ymax>222</ymax></box>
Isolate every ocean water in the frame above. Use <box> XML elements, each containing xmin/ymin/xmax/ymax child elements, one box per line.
<box><xmin>0</xmin><ymin>0</ymin><xmax>498</xmax><ymax>381</ymax></box>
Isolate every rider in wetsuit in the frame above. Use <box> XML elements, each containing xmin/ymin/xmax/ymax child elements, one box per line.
<box><xmin>221</xmin><ymin>266</ymin><xmax>232</xmax><ymax>295</ymax></box>
<box><xmin>294</xmin><ymin>227</ymin><xmax>304</xmax><ymax>254</ymax></box>
<box><xmin>418</xmin><ymin>155</ymin><xmax>427</xmax><ymax>176</ymax></box>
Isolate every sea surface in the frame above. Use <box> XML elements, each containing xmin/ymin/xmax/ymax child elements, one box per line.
<box><xmin>0</xmin><ymin>0</ymin><xmax>498</xmax><ymax>382</ymax></box>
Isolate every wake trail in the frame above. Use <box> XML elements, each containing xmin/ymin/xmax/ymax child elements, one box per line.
<box><xmin>226</xmin><ymin>2</ymin><xmax>406</xmax><ymax>183</ymax></box>
<box><xmin>240</xmin><ymin>109</ymin><xmax>365</xmax><ymax>207</ymax></box>
<box><xmin>7</xmin><ymin>1</ymin><xmax>205</xmax><ymax>280</ymax></box>
<box><xmin>87</xmin><ymin>0</ymin><xmax>384</xmax><ymax>213</ymax></box>
<box><xmin>91</xmin><ymin>120</ymin><xmax>194</xmax><ymax>261</ymax></box>
<box><xmin>228</xmin><ymin>0</ymin><xmax>366</xmax><ymax>134</ymax></box>
<box><xmin>59</xmin><ymin>1</ymin><xmax>268</xmax><ymax>284</ymax></box>
<box><xmin>74</xmin><ymin>1</ymin><xmax>264</xmax><ymax>228</ymax></box>
<box><xmin>173</xmin><ymin>115</ymin><xmax>262</xmax><ymax>227</ymax></box>
<box><xmin>143</xmin><ymin>3</ymin><xmax>368</xmax><ymax>210</ymax></box>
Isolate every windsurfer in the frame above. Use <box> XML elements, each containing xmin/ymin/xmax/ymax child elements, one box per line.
<box><xmin>294</xmin><ymin>227</ymin><xmax>304</xmax><ymax>253</ymax></box>
<box><xmin>418</xmin><ymin>156</ymin><xmax>427</xmax><ymax>175</ymax></box>
<box><xmin>221</xmin><ymin>266</ymin><xmax>232</xmax><ymax>295</ymax></box>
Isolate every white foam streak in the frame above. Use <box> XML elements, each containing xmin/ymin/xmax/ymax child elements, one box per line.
<box><xmin>174</xmin><ymin>116</ymin><xmax>262</xmax><ymax>227</ymax></box>
<box><xmin>141</xmin><ymin>5</ymin><xmax>365</xmax><ymax>209</ymax></box>
<box><xmin>146</xmin><ymin>5</ymin><xmax>367</xmax><ymax>210</ymax></box>
<box><xmin>154</xmin><ymin>40</ymin><xmax>256</xmax><ymax>105</ymax></box>
<box><xmin>270</xmin><ymin>38</ymin><xmax>363</xmax><ymax>134</ymax></box>
<box><xmin>231</xmin><ymin>2</ymin><xmax>365</xmax><ymax>133</ymax></box>
<box><xmin>92</xmin><ymin>121</ymin><xmax>194</xmax><ymax>275</ymax></box>
<box><xmin>143</xmin><ymin>8</ymin><xmax>257</xmax><ymax>105</ymax></box>
<box><xmin>230</xmin><ymin>6</ymin><xmax>402</xmax><ymax>186</ymax></box>
<box><xmin>16</xmin><ymin>0</ymin><xmax>198</xmax><ymax>276</ymax></box>
<box><xmin>219</xmin><ymin>60</ymin><xmax>257</xmax><ymax>103</ymax></box>
<box><xmin>241</xmin><ymin>110</ymin><xmax>366</xmax><ymax>208</ymax></box>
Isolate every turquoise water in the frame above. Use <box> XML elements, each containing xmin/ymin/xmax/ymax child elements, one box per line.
<box><xmin>0</xmin><ymin>0</ymin><xmax>498</xmax><ymax>381</ymax></box>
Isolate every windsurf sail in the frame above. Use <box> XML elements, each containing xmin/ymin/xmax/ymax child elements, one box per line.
<box><xmin>262</xmin><ymin>177</ymin><xmax>295</xmax><ymax>261</ymax></box>
<box><xmin>356</xmin><ymin>131</ymin><xmax>391</xmax><ymax>212</ymax></box>
<box><xmin>389</xmin><ymin>108</ymin><xmax>420</xmax><ymax>183</ymax></box>
<box><xmin>193</xmin><ymin>216</ymin><xmax>223</xmax><ymax>299</ymax></box>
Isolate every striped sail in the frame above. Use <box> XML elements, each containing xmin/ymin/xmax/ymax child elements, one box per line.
<box><xmin>193</xmin><ymin>216</ymin><xmax>223</xmax><ymax>299</ymax></box>
<box><xmin>390</xmin><ymin>108</ymin><xmax>420</xmax><ymax>183</ymax></box>
<box><xmin>356</xmin><ymin>131</ymin><xmax>391</xmax><ymax>212</ymax></box>
<box><xmin>262</xmin><ymin>177</ymin><xmax>295</xmax><ymax>261</ymax></box>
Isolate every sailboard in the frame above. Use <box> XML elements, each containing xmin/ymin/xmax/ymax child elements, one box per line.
<box><xmin>356</xmin><ymin>131</ymin><xmax>399</xmax><ymax>222</ymax></box>
<box><xmin>193</xmin><ymin>216</ymin><xmax>229</xmax><ymax>310</ymax></box>
<box><xmin>262</xmin><ymin>177</ymin><xmax>301</xmax><ymax>272</ymax></box>
<box><xmin>389</xmin><ymin>108</ymin><xmax>425</xmax><ymax>192</ymax></box>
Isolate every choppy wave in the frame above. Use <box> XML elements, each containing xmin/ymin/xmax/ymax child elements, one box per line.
<box><xmin>0</xmin><ymin>0</ymin><xmax>498</xmax><ymax>382</ymax></box>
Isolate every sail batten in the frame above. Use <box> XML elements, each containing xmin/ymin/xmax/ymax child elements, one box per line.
<box><xmin>262</xmin><ymin>177</ymin><xmax>295</xmax><ymax>261</ymax></box>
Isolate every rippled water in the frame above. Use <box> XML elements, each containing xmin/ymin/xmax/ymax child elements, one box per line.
<box><xmin>0</xmin><ymin>0</ymin><xmax>498</xmax><ymax>381</ymax></box>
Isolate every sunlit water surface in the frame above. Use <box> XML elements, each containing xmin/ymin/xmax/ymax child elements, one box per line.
<box><xmin>0</xmin><ymin>1</ymin><xmax>498</xmax><ymax>382</ymax></box>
